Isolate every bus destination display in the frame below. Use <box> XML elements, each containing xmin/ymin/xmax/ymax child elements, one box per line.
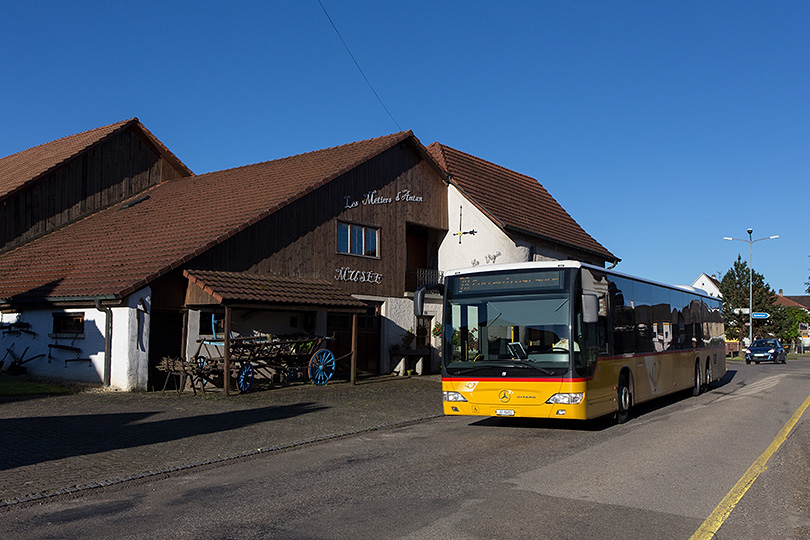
<box><xmin>454</xmin><ymin>270</ymin><xmax>564</xmax><ymax>295</ymax></box>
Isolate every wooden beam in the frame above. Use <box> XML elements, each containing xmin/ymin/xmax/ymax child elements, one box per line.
<box><xmin>224</xmin><ymin>306</ymin><xmax>232</xmax><ymax>396</ymax></box>
<box><xmin>180</xmin><ymin>309</ymin><xmax>189</xmax><ymax>361</ymax></box>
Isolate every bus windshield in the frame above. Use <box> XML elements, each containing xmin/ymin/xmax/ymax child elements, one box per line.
<box><xmin>444</xmin><ymin>292</ymin><xmax>573</xmax><ymax>377</ymax></box>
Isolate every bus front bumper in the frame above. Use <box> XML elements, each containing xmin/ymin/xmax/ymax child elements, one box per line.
<box><xmin>442</xmin><ymin>381</ymin><xmax>588</xmax><ymax>420</ymax></box>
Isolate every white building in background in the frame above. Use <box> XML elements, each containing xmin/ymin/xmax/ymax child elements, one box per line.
<box><xmin>692</xmin><ymin>273</ymin><xmax>722</xmax><ymax>298</ymax></box>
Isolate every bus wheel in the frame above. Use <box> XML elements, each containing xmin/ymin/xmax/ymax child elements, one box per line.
<box><xmin>692</xmin><ymin>361</ymin><xmax>702</xmax><ymax>396</ymax></box>
<box><xmin>704</xmin><ymin>361</ymin><xmax>713</xmax><ymax>392</ymax></box>
<box><xmin>616</xmin><ymin>374</ymin><xmax>631</xmax><ymax>424</ymax></box>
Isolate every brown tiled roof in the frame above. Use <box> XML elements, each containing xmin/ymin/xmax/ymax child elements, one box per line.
<box><xmin>0</xmin><ymin>131</ymin><xmax>414</xmax><ymax>303</ymax></box>
<box><xmin>0</xmin><ymin>118</ymin><xmax>192</xmax><ymax>201</ymax></box>
<box><xmin>185</xmin><ymin>270</ymin><xmax>367</xmax><ymax>310</ymax></box>
<box><xmin>426</xmin><ymin>142</ymin><xmax>618</xmax><ymax>263</ymax></box>
<box><xmin>779</xmin><ymin>295</ymin><xmax>810</xmax><ymax>310</ymax></box>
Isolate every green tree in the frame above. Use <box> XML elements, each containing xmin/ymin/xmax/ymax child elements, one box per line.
<box><xmin>771</xmin><ymin>304</ymin><xmax>810</xmax><ymax>344</ymax></box>
<box><xmin>719</xmin><ymin>255</ymin><xmax>778</xmax><ymax>342</ymax></box>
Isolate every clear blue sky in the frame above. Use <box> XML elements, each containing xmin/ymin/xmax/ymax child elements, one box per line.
<box><xmin>2</xmin><ymin>1</ymin><xmax>807</xmax><ymax>294</ymax></box>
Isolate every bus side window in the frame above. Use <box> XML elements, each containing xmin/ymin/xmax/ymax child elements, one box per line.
<box><xmin>578</xmin><ymin>292</ymin><xmax>608</xmax><ymax>376</ymax></box>
<box><xmin>595</xmin><ymin>293</ymin><xmax>609</xmax><ymax>355</ymax></box>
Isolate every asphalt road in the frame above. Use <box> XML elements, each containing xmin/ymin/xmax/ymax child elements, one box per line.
<box><xmin>1</xmin><ymin>361</ymin><xmax>809</xmax><ymax>539</ymax></box>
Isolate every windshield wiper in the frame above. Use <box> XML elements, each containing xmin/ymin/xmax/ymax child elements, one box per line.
<box><xmin>452</xmin><ymin>365</ymin><xmax>499</xmax><ymax>375</ymax></box>
<box><xmin>511</xmin><ymin>360</ymin><xmax>555</xmax><ymax>376</ymax></box>
<box><xmin>452</xmin><ymin>361</ymin><xmax>554</xmax><ymax>376</ymax></box>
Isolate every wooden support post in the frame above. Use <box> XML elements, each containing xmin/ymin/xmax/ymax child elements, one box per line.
<box><xmin>180</xmin><ymin>309</ymin><xmax>189</xmax><ymax>361</ymax></box>
<box><xmin>351</xmin><ymin>312</ymin><xmax>358</xmax><ymax>385</ymax></box>
<box><xmin>224</xmin><ymin>306</ymin><xmax>232</xmax><ymax>396</ymax></box>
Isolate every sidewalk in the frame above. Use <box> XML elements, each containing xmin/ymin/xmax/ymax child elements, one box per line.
<box><xmin>0</xmin><ymin>375</ymin><xmax>443</xmax><ymax>506</ymax></box>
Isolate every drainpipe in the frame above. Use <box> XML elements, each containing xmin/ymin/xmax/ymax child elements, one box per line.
<box><xmin>95</xmin><ymin>299</ymin><xmax>113</xmax><ymax>388</ymax></box>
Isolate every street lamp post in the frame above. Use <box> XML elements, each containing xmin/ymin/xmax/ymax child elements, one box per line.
<box><xmin>723</xmin><ymin>228</ymin><xmax>779</xmax><ymax>345</ymax></box>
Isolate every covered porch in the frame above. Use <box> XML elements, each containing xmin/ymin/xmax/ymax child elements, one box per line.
<box><xmin>176</xmin><ymin>270</ymin><xmax>367</xmax><ymax>395</ymax></box>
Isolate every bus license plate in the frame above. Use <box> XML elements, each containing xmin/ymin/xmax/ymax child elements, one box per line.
<box><xmin>496</xmin><ymin>409</ymin><xmax>515</xmax><ymax>416</ymax></box>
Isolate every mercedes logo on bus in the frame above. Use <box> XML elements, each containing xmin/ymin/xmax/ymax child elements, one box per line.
<box><xmin>499</xmin><ymin>390</ymin><xmax>511</xmax><ymax>403</ymax></box>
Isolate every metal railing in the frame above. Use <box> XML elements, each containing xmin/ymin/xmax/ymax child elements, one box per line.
<box><xmin>405</xmin><ymin>268</ymin><xmax>444</xmax><ymax>292</ymax></box>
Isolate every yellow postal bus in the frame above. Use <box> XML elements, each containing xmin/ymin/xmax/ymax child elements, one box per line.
<box><xmin>415</xmin><ymin>261</ymin><xmax>725</xmax><ymax>423</ymax></box>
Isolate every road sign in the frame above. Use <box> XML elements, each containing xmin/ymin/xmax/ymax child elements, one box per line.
<box><xmin>752</xmin><ymin>312</ymin><xmax>770</xmax><ymax>319</ymax></box>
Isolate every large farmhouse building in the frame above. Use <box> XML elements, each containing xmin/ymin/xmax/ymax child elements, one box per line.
<box><xmin>0</xmin><ymin>120</ymin><xmax>617</xmax><ymax>391</ymax></box>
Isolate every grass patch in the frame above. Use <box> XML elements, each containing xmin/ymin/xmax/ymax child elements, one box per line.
<box><xmin>0</xmin><ymin>373</ymin><xmax>78</xmax><ymax>396</ymax></box>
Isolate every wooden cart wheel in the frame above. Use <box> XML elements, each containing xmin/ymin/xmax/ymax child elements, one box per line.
<box><xmin>308</xmin><ymin>349</ymin><xmax>336</xmax><ymax>386</ymax></box>
<box><xmin>237</xmin><ymin>363</ymin><xmax>254</xmax><ymax>393</ymax></box>
<box><xmin>194</xmin><ymin>356</ymin><xmax>209</xmax><ymax>388</ymax></box>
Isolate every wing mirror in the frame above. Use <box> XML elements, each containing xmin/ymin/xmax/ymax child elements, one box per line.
<box><xmin>414</xmin><ymin>283</ymin><xmax>444</xmax><ymax>316</ymax></box>
<box><xmin>582</xmin><ymin>294</ymin><xmax>599</xmax><ymax>324</ymax></box>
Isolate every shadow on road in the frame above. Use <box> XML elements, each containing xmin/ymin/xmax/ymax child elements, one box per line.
<box><xmin>0</xmin><ymin>402</ymin><xmax>327</xmax><ymax>471</ymax></box>
<box><xmin>469</xmin><ymin>369</ymin><xmax>740</xmax><ymax>432</ymax></box>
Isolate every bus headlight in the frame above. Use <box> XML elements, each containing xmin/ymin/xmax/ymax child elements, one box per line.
<box><xmin>443</xmin><ymin>391</ymin><xmax>468</xmax><ymax>402</ymax></box>
<box><xmin>546</xmin><ymin>393</ymin><xmax>583</xmax><ymax>405</ymax></box>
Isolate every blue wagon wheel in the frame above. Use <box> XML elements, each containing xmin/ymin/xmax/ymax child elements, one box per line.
<box><xmin>194</xmin><ymin>356</ymin><xmax>209</xmax><ymax>388</ymax></box>
<box><xmin>237</xmin><ymin>363</ymin><xmax>254</xmax><ymax>393</ymax></box>
<box><xmin>308</xmin><ymin>349</ymin><xmax>335</xmax><ymax>386</ymax></box>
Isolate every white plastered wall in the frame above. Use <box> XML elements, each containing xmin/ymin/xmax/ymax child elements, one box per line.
<box><xmin>439</xmin><ymin>185</ymin><xmax>569</xmax><ymax>272</ymax></box>
<box><xmin>110</xmin><ymin>288</ymin><xmax>151</xmax><ymax>391</ymax></box>
<box><xmin>0</xmin><ymin>308</ymin><xmax>105</xmax><ymax>383</ymax></box>
<box><xmin>439</xmin><ymin>185</ymin><xmax>527</xmax><ymax>271</ymax></box>
<box><xmin>0</xmin><ymin>286</ymin><xmax>151</xmax><ymax>391</ymax></box>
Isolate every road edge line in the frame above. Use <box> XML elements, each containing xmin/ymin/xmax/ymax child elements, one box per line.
<box><xmin>689</xmin><ymin>392</ymin><xmax>810</xmax><ymax>540</ymax></box>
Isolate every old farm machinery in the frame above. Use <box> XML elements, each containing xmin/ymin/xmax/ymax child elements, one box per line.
<box><xmin>159</xmin><ymin>333</ymin><xmax>339</xmax><ymax>394</ymax></box>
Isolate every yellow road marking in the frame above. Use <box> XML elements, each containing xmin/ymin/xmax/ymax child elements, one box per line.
<box><xmin>690</xmin><ymin>392</ymin><xmax>810</xmax><ymax>540</ymax></box>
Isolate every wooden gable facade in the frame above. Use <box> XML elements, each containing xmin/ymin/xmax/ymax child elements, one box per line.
<box><xmin>187</xmin><ymin>139</ymin><xmax>448</xmax><ymax>298</ymax></box>
<box><xmin>0</xmin><ymin>120</ymin><xmax>191</xmax><ymax>253</ymax></box>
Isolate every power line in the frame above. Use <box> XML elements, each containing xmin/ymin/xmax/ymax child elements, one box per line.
<box><xmin>317</xmin><ymin>0</ymin><xmax>402</xmax><ymax>131</ymax></box>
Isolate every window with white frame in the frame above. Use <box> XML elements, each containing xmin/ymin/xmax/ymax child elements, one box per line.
<box><xmin>337</xmin><ymin>222</ymin><xmax>379</xmax><ymax>258</ymax></box>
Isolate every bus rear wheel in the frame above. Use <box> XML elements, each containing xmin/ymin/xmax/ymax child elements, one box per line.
<box><xmin>704</xmin><ymin>362</ymin><xmax>713</xmax><ymax>392</ymax></box>
<box><xmin>692</xmin><ymin>361</ymin><xmax>702</xmax><ymax>396</ymax></box>
<box><xmin>616</xmin><ymin>374</ymin><xmax>631</xmax><ymax>424</ymax></box>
